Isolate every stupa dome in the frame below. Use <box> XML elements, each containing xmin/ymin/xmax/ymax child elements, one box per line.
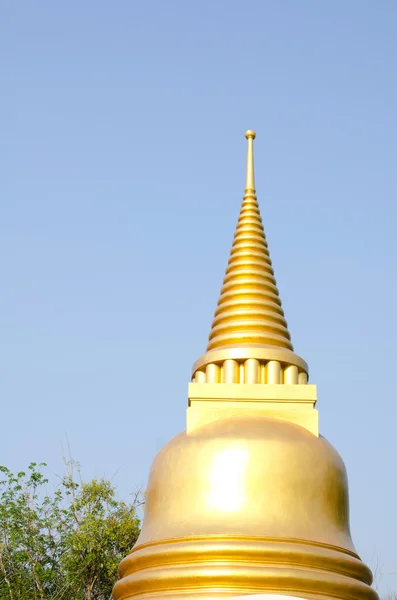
<box><xmin>136</xmin><ymin>416</ymin><xmax>353</xmax><ymax>549</ymax></box>
<box><xmin>115</xmin><ymin>417</ymin><xmax>375</xmax><ymax>600</ymax></box>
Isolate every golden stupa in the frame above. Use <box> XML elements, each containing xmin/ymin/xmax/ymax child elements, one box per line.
<box><xmin>113</xmin><ymin>131</ymin><xmax>378</xmax><ymax>600</ymax></box>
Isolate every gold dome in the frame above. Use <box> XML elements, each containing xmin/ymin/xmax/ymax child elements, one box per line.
<box><xmin>114</xmin><ymin>417</ymin><xmax>375</xmax><ymax>600</ymax></box>
<box><xmin>133</xmin><ymin>417</ymin><xmax>352</xmax><ymax>548</ymax></box>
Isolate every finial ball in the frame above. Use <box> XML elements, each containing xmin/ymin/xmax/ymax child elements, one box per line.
<box><xmin>245</xmin><ymin>129</ymin><xmax>256</xmax><ymax>140</ymax></box>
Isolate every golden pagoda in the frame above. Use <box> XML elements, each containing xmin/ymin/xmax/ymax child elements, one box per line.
<box><xmin>113</xmin><ymin>131</ymin><xmax>378</xmax><ymax>600</ymax></box>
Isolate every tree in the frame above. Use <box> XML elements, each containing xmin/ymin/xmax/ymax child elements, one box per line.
<box><xmin>59</xmin><ymin>459</ymin><xmax>142</xmax><ymax>600</ymax></box>
<box><xmin>0</xmin><ymin>462</ymin><xmax>63</xmax><ymax>600</ymax></box>
<box><xmin>0</xmin><ymin>460</ymin><xmax>142</xmax><ymax>600</ymax></box>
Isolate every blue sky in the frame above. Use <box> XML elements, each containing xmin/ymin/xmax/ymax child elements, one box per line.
<box><xmin>1</xmin><ymin>1</ymin><xmax>396</xmax><ymax>595</ymax></box>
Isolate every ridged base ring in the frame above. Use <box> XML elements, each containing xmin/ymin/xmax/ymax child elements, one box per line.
<box><xmin>113</xmin><ymin>536</ymin><xmax>377</xmax><ymax>600</ymax></box>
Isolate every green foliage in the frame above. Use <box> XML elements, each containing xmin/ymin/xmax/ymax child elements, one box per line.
<box><xmin>0</xmin><ymin>460</ymin><xmax>142</xmax><ymax>600</ymax></box>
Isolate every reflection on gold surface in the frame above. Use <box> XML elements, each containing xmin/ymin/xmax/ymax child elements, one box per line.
<box><xmin>206</xmin><ymin>445</ymin><xmax>249</xmax><ymax>513</ymax></box>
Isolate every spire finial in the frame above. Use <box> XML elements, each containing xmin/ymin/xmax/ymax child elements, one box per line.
<box><xmin>245</xmin><ymin>130</ymin><xmax>256</xmax><ymax>192</ymax></box>
<box><xmin>205</xmin><ymin>130</ymin><xmax>294</xmax><ymax>353</ymax></box>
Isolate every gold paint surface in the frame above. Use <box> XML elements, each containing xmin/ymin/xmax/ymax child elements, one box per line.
<box><xmin>223</xmin><ymin>359</ymin><xmax>239</xmax><ymax>383</ymax></box>
<box><xmin>188</xmin><ymin>382</ymin><xmax>317</xmax><ymax>403</ymax></box>
<box><xmin>206</xmin><ymin>131</ymin><xmax>293</xmax><ymax>353</ymax></box>
<box><xmin>115</xmin><ymin>537</ymin><xmax>376</xmax><ymax>600</ymax></box>
<box><xmin>114</xmin><ymin>417</ymin><xmax>375</xmax><ymax>600</ymax></box>
<box><xmin>113</xmin><ymin>131</ymin><xmax>377</xmax><ymax>600</ymax></box>
<box><xmin>187</xmin><ymin>402</ymin><xmax>319</xmax><ymax>435</ymax></box>
<box><xmin>192</xmin><ymin>346</ymin><xmax>308</xmax><ymax>380</ymax></box>
<box><xmin>142</xmin><ymin>417</ymin><xmax>334</xmax><ymax>543</ymax></box>
<box><xmin>244</xmin><ymin>358</ymin><xmax>259</xmax><ymax>383</ymax></box>
<box><xmin>284</xmin><ymin>364</ymin><xmax>299</xmax><ymax>384</ymax></box>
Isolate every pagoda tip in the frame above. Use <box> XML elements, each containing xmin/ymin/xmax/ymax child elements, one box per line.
<box><xmin>204</xmin><ymin>130</ymin><xmax>294</xmax><ymax>354</ymax></box>
<box><xmin>245</xmin><ymin>130</ymin><xmax>256</xmax><ymax>192</ymax></box>
<box><xmin>245</xmin><ymin>130</ymin><xmax>256</xmax><ymax>140</ymax></box>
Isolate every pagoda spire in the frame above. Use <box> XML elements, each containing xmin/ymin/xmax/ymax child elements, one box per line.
<box><xmin>207</xmin><ymin>130</ymin><xmax>293</xmax><ymax>352</ymax></box>
<box><xmin>245</xmin><ymin>128</ymin><xmax>256</xmax><ymax>191</ymax></box>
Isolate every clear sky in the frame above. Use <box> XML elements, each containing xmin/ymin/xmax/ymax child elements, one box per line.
<box><xmin>1</xmin><ymin>1</ymin><xmax>396</xmax><ymax>595</ymax></box>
